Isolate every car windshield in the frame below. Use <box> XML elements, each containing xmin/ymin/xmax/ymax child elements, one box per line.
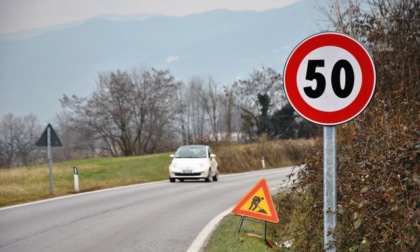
<box><xmin>175</xmin><ymin>146</ymin><xmax>207</xmax><ymax>158</ymax></box>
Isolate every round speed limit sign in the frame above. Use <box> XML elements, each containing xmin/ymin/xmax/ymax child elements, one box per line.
<box><xmin>283</xmin><ymin>32</ymin><xmax>376</xmax><ymax>125</ymax></box>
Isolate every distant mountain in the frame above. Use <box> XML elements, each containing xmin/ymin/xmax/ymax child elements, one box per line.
<box><xmin>0</xmin><ymin>0</ymin><xmax>321</xmax><ymax>123</ymax></box>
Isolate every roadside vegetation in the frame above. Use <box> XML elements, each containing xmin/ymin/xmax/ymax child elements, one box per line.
<box><xmin>0</xmin><ymin>0</ymin><xmax>418</xmax><ymax>251</ymax></box>
<box><xmin>273</xmin><ymin>1</ymin><xmax>419</xmax><ymax>251</ymax></box>
<box><xmin>207</xmin><ymin>1</ymin><xmax>419</xmax><ymax>251</ymax></box>
<box><xmin>0</xmin><ymin>139</ymin><xmax>313</xmax><ymax>207</ymax></box>
<box><xmin>0</xmin><ymin>153</ymin><xmax>170</xmax><ymax>206</ymax></box>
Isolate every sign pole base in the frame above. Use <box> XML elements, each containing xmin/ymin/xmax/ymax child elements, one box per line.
<box><xmin>235</xmin><ymin>216</ymin><xmax>267</xmax><ymax>243</ymax></box>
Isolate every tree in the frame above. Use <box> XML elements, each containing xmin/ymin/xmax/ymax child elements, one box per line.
<box><xmin>184</xmin><ymin>77</ymin><xmax>206</xmax><ymax>143</ymax></box>
<box><xmin>257</xmin><ymin>93</ymin><xmax>270</xmax><ymax>136</ymax></box>
<box><xmin>61</xmin><ymin>68</ymin><xmax>179</xmax><ymax>156</ymax></box>
<box><xmin>0</xmin><ymin>113</ymin><xmax>17</xmax><ymax>167</ymax></box>
<box><xmin>220</xmin><ymin>85</ymin><xmax>240</xmax><ymax>142</ymax></box>
<box><xmin>55</xmin><ymin>111</ymin><xmax>97</xmax><ymax>160</ymax></box>
<box><xmin>14</xmin><ymin>114</ymin><xmax>40</xmax><ymax>166</ymax></box>
<box><xmin>283</xmin><ymin>1</ymin><xmax>419</xmax><ymax>250</ymax></box>
<box><xmin>198</xmin><ymin>77</ymin><xmax>220</xmax><ymax>142</ymax></box>
<box><xmin>0</xmin><ymin>113</ymin><xmax>40</xmax><ymax>167</ymax></box>
<box><xmin>269</xmin><ymin>104</ymin><xmax>296</xmax><ymax>139</ymax></box>
<box><xmin>320</xmin><ymin>0</ymin><xmax>419</xmax><ymax>100</ymax></box>
<box><xmin>232</xmin><ymin>66</ymin><xmax>285</xmax><ymax>139</ymax></box>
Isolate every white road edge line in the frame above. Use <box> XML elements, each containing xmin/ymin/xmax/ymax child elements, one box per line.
<box><xmin>187</xmin><ymin>185</ymin><xmax>289</xmax><ymax>252</ymax></box>
<box><xmin>186</xmin><ymin>206</ymin><xmax>234</xmax><ymax>252</ymax></box>
<box><xmin>0</xmin><ymin>181</ymin><xmax>165</xmax><ymax>211</ymax></box>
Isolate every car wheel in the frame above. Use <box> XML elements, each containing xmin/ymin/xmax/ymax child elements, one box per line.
<box><xmin>169</xmin><ymin>177</ymin><xmax>175</xmax><ymax>183</ymax></box>
<box><xmin>212</xmin><ymin>169</ymin><xmax>218</xmax><ymax>182</ymax></box>
<box><xmin>205</xmin><ymin>170</ymin><xmax>211</xmax><ymax>182</ymax></box>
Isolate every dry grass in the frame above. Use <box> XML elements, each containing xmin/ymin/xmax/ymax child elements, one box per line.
<box><xmin>0</xmin><ymin>140</ymin><xmax>313</xmax><ymax>207</ymax></box>
<box><xmin>213</xmin><ymin>138</ymin><xmax>316</xmax><ymax>173</ymax></box>
<box><xmin>0</xmin><ymin>154</ymin><xmax>171</xmax><ymax>207</ymax></box>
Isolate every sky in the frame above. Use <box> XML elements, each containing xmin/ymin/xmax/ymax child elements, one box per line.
<box><xmin>0</xmin><ymin>0</ymin><xmax>301</xmax><ymax>34</ymax></box>
<box><xmin>0</xmin><ymin>0</ymin><xmax>315</xmax><ymax>124</ymax></box>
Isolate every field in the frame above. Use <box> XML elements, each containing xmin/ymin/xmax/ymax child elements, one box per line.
<box><xmin>0</xmin><ymin>153</ymin><xmax>171</xmax><ymax>206</ymax></box>
<box><xmin>0</xmin><ymin>139</ymin><xmax>314</xmax><ymax>207</ymax></box>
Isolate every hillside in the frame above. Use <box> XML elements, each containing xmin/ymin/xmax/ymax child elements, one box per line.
<box><xmin>0</xmin><ymin>0</ymin><xmax>321</xmax><ymax>122</ymax></box>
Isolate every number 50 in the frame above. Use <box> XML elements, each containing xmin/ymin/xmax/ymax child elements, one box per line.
<box><xmin>304</xmin><ymin>59</ymin><xmax>354</xmax><ymax>99</ymax></box>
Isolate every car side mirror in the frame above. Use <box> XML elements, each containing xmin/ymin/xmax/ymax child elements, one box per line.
<box><xmin>210</xmin><ymin>154</ymin><xmax>216</xmax><ymax>159</ymax></box>
<box><xmin>170</xmin><ymin>154</ymin><xmax>175</xmax><ymax>159</ymax></box>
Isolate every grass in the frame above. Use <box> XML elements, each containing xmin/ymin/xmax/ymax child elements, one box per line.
<box><xmin>0</xmin><ymin>152</ymin><xmax>172</xmax><ymax>207</ymax></box>
<box><xmin>1</xmin><ymin>139</ymin><xmax>314</xmax><ymax>207</ymax></box>
<box><xmin>0</xmin><ymin>140</ymin><xmax>313</xmax><ymax>251</ymax></box>
<box><xmin>204</xmin><ymin>192</ymin><xmax>295</xmax><ymax>252</ymax></box>
<box><xmin>204</xmin><ymin>214</ymin><xmax>279</xmax><ymax>252</ymax></box>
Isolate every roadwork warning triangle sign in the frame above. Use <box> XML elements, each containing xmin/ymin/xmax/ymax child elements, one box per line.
<box><xmin>232</xmin><ymin>178</ymin><xmax>279</xmax><ymax>223</ymax></box>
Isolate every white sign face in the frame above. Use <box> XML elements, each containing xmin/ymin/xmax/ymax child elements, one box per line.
<box><xmin>284</xmin><ymin>32</ymin><xmax>376</xmax><ymax>125</ymax></box>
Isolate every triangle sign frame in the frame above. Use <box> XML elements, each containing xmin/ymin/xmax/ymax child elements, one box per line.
<box><xmin>35</xmin><ymin>123</ymin><xmax>63</xmax><ymax>147</ymax></box>
<box><xmin>231</xmin><ymin>178</ymin><xmax>279</xmax><ymax>223</ymax></box>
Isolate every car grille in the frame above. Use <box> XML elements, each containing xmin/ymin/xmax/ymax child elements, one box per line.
<box><xmin>174</xmin><ymin>172</ymin><xmax>201</xmax><ymax>176</ymax></box>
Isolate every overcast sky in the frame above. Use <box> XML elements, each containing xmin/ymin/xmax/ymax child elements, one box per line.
<box><xmin>0</xmin><ymin>0</ymin><xmax>301</xmax><ymax>34</ymax></box>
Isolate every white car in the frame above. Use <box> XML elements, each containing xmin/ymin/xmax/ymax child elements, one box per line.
<box><xmin>169</xmin><ymin>145</ymin><xmax>219</xmax><ymax>182</ymax></box>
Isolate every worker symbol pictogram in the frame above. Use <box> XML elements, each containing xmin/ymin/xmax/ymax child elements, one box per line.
<box><xmin>249</xmin><ymin>196</ymin><xmax>266</xmax><ymax>213</ymax></box>
<box><xmin>232</xmin><ymin>179</ymin><xmax>279</xmax><ymax>223</ymax></box>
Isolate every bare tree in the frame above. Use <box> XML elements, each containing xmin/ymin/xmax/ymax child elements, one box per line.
<box><xmin>319</xmin><ymin>0</ymin><xmax>419</xmax><ymax>100</ymax></box>
<box><xmin>0</xmin><ymin>113</ymin><xmax>17</xmax><ymax>167</ymax></box>
<box><xmin>173</xmin><ymin>81</ymin><xmax>188</xmax><ymax>145</ymax></box>
<box><xmin>15</xmin><ymin>114</ymin><xmax>40</xmax><ymax>166</ymax></box>
<box><xmin>55</xmin><ymin>111</ymin><xmax>97</xmax><ymax>160</ymax></box>
<box><xmin>220</xmin><ymin>86</ymin><xmax>236</xmax><ymax>141</ymax></box>
<box><xmin>197</xmin><ymin>76</ymin><xmax>220</xmax><ymax>142</ymax></box>
<box><xmin>286</xmin><ymin>1</ymin><xmax>419</xmax><ymax>251</ymax></box>
<box><xmin>0</xmin><ymin>113</ymin><xmax>40</xmax><ymax>167</ymax></box>
<box><xmin>185</xmin><ymin>77</ymin><xmax>206</xmax><ymax>143</ymax></box>
<box><xmin>61</xmin><ymin>68</ymin><xmax>179</xmax><ymax>156</ymax></box>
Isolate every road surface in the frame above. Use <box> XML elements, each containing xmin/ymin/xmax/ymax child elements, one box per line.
<box><xmin>0</xmin><ymin>167</ymin><xmax>296</xmax><ymax>252</ymax></box>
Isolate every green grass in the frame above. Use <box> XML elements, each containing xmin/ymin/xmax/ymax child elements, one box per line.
<box><xmin>0</xmin><ymin>141</ymin><xmax>311</xmax><ymax>251</ymax></box>
<box><xmin>1</xmin><ymin>140</ymin><xmax>314</xmax><ymax>207</ymax></box>
<box><xmin>204</xmin><ymin>214</ymin><xmax>282</xmax><ymax>252</ymax></box>
<box><xmin>0</xmin><ymin>152</ymin><xmax>172</xmax><ymax>207</ymax></box>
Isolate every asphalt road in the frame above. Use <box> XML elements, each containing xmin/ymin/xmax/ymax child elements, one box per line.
<box><xmin>0</xmin><ymin>167</ymin><xmax>296</xmax><ymax>252</ymax></box>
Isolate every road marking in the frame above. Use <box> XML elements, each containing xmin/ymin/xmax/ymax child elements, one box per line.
<box><xmin>0</xmin><ymin>181</ymin><xmax>165</xmax><ymax>211</ymax></box>
<box><xmin>187</xmin><ymin>184</ymin><xmax>290</xmax><ymax>251</ymax></box>
<box><xmin>187</xmin><ymin>207</ymin><xmax>234</xmax><ymax>252</ymax></box>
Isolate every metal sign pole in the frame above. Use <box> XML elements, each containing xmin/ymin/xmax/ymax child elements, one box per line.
<box><xmin>323</xmin><ymin>126</ymin><xmax>337</xmax><ymax>251</ymax></box>
<box><xmin>47</xmin><ymin>126</ymin><xmax>54</xmax><ymax>195</ymax></box>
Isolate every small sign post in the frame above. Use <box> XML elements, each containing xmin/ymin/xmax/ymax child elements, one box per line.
<box><xmin>284</xmin><ymin>32</ymin><xmax>375</xmax><ymax>251</ymax></box>
<box><xmin>36</xmin><ymin>124</ymin><xmax>62</xmax><ymax>195</ymax></box>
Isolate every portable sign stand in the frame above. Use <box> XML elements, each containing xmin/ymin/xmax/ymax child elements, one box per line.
<box><xmin>35</xmin><ymin>124</ymin><xmax>63</xmax><ymax>195</ymax></box>
<box><xmin>284</xmin><ymin>32</ymin><xmax>375</xmax><ymax>251</ymax></box>
<box><xmin>232</xmin><ymin>179</ymin><xmax>279</xmax><ymax>243</ymax></box>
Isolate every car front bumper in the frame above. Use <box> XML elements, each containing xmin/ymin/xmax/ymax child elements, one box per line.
<box><xmin>169</xmin><ymin>169</ymin><xmax>209</xmax><ymax>179</ymax></box>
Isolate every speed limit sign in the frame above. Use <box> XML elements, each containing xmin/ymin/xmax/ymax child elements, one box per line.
<box><xmin>283</xmin><ymin>32</ymin><xmax>376</xmax><ymax>125</ymax></box>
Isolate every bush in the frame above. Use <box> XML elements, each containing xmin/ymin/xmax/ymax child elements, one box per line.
<box><xmin>212</xmin><ymin>139</ymin><xmax>315</xmax><ymax>174</ymax></box>
<box><xmin>274</xmin><ymin>93</ymin><xmax>420</xmax><ymax>251</ymax></box>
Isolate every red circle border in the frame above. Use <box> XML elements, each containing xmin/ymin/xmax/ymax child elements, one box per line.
<box><xmin>283</xmin><ymin>32</ymin><xmax>376</xmax><ymax>125</ymax></box>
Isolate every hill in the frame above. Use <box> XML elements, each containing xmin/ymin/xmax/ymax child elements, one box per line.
<box><xmin>0</xmin><ymin>0</ymin><xmax>321</xmax><ymax>122</ymax></box>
